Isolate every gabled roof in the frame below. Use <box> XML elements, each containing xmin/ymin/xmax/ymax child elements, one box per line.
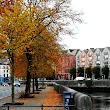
<box><xmin>89</xmin><ymin>48</ymin><xmax>96</xmax><ymax>53</ymax></box>
<box><xmin>98</xmin><ymin>48</ymin><xmax>104</xmax><ymax>52</ymax></box>
<box><xmin>106</xmin><ymin>47</ymin><xmax>110</xmax><ymax>51</ymax></box>
<box><xmin>72</xmin><ymin>49</ymin><xmax>80</xmax><ymax>56</ymax></box>
<box><xmin>75</xmin><ymin>49</ymin><xmax>81</xmax><ymax>56</ymax></box>
<box><xmin>75</xmin><ymin>49</ymin><xmax>80</xmax><ymax>55</ymax></box>
<box><xmin>69</xmin><ymin>49</ymin><xmax>74</xmax><ymax>52</ymax></box>
<box><xmin>67</xmin><ymin>49</ymin><xmax>80</xmax><ymax>56</ymax></box>
<box><xmin>83</xmin><ymin>49</ymin><xmax>89</xmax><ymax>53</ymax></box>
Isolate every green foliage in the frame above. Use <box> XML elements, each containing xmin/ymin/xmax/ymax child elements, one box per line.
<box><xmin>102</xmin><ymin>66</ymin><xmax>109</xmax><ymax>79</ymax></box>
<box><xmin>84</xmin><ymin>79</ymin><xmax>93</xmax><ymax>87</ymax></box>
<box><xmin>85</xmin><ymin>67</ymin><xmax>92</xmax><ymax>78</ymax></box>
<box><xmin>77</xmin><ymin>67</ymin><xmax>84</xmax><ymax>77</ymax></box>
<box><xmin>92</xmin><ymin>66</ymin><xmax>100</xmax><ymax>79</ymax></box>
<box><xmin>69</xmin><ymin>68</ymin><xmax>76</xmax><ymax>79</ymax></box>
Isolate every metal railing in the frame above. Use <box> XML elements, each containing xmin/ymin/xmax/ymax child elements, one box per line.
<box><xmin>1</xmin><ymin>105</ymin><xmax>75</xmax><ymax>110</ymax></box>
<box><xmin>1</xmin><ymin>105</ymin><xmax>110</xmax><ymax>110</ymax></box>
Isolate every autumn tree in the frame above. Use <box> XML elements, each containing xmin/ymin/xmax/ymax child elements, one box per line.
<box><xmin>0</xmin><ymin>0</ymin><xmax>62</xmax><ymax>98</ymax></box>
<box><xmin>0</xmin><ymin>0</ymin><xmax>42</xmax><ymax>103</ymax></box>
<box><xmin>24</xmin><ymin>0</ymin><xmax>82</xmax><ymax>95</ymax></box>
<box><xmin>29</xmin><ymin>29</ymin><xmax>62</xmax><ymax>92</ymax></box>
<box><xmin>0</xmin><ymin>0</ymin><xmax>82</xmax><ymax>102</ymax></box>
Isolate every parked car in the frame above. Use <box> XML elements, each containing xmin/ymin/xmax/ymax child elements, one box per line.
<box><xmin>86</xmin><ymin>78</ymin><xmax>92</xmax><ymax>80</ymax></box>
<box><xmin>14</xmin><ymin>81</ymin><xmax>20</xmax><ymax>87</ymax></box>
<box><xmin>74</xmin><ymin>77</ymin><xmax>85</xmax><ymax>81</ymax></box>
<box><xmin>2</xmin><ymin>82</ymin><xmax>9</xmax><ymax>86</ymax></box>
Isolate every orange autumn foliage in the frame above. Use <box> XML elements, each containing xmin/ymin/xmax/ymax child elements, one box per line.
<box><xmin>0</xmin><ymin>0</ymin><xmax>81</xmax><ymax>79</ymax></box>
<box><xmin>14</xmin><ymin>54</ymin><xmax>28</xmax><ymax>78</ymax></box>
<box><xmin>40</xmin><ymin>87</ymin><xmax>63</xmax><ymax>106</ymax></box>
<box><xmin>0</xmin><ymin>0</ymin><xmax>14</xmax><ymax>16</ymax></box>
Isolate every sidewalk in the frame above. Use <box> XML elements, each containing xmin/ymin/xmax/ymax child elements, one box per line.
<box><xmin>1</xmin><ymin>86</ymin><xmax>64</xmax><ymax>110</ymax></box>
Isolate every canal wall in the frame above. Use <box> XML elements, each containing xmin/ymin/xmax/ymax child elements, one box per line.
<box><xmin>39</xmin><ymin>79</ymin><xmax>110</xmax><ymax>87</ymax></box>
<box><xmin>54</xmin><ymin>83</ymin><xmax>92</xmax><ymax>110</ymax></box>
<box><xmin>55</xmin><ymin>80</ymin><xmax>110</xmax><ymax>87</ymax></box>
<box><xmin>54</xmin><ymin>80</ymin><xmax>110</xmax><ymax>92</ymax></box>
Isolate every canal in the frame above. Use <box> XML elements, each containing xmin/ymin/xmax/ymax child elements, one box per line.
<box><xmin>83</xmin><ymin>92</ymin><xmax>110</xmax><ymax>110</ymax></box>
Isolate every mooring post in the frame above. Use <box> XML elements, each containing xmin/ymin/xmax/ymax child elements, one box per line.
<box><xmin>7</xmin><ymin>106</ymin><xmax>9</xmax><ymax>110</ymax></box>
<box><xmin>41</xmin><ymin>104</ymin><xmax>43</xmax><ymax>110</ymax></box>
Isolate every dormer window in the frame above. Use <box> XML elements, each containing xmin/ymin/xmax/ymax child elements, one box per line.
<box><xmin>104</xmin><ymin>52</ymin><xmax>108</xmax><ymax>55</ymax></box>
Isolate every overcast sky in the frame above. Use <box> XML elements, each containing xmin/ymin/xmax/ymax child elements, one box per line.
<box><xmin>60</xmin><ymin>0</ymin><xmax>110</xmax><ymax>50</ymax></box>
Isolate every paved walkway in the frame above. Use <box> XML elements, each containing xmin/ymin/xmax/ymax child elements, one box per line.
<box><xmin>0</xmin><ymin>86</ymin><xmax>64</xmax><ymax>110</ymax></box>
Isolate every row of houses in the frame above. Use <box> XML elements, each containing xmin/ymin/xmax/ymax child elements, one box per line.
<box><xmin>56</xmin><ymin>47</ymin><xmax>110</xmax><ymax>79</ymax></box>
<box><xmin>1</xmin><ymin>47</ymin><xmax>110</xmax><ymax>81</ymax></box>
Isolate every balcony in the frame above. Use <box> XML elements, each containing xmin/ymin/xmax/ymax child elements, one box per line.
<box><xmin>104</xmin><ymin>55</ymin><xmax>108</xmax><ymax>60</ymax></box>
<box><xmin>81</xmin><ymin>62</ymin><xmax>85</xmax><ymax>66</ymax></box>
<box><xmin>81</xmin><ymin>58</ymin><xmax>85</xmax><ymax>62</ymax></box>
<box><xmin>88</xmin><ymin>57</ymin><xmax>92</xmax><ymax>61</ymax></box>
<box><xmin>89</xmin><ymin>63</ymin><xmax>92</xmax><ymax>67</ymax></box>
<box><xmin>104</xmin><ymin>61</ymin><xmax>108</xmax><ymax>65</ymax></box>
<box><xmin>96</xmin><ymin>61</ymin><xmax>100</xmax><ymax>64</ymax></box>
<box><xmin>96</xmin><ymin>63</ymin><xmax>100</xmax><ymax>66</ymax></box>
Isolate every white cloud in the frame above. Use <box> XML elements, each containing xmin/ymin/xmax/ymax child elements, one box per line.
<box><xmin>61</xmin><ymin>0</ymin><xmax>110</xmax><ymax>50</ymax></box>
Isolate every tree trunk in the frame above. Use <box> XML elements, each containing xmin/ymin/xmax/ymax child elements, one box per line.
<box><xmin>11</xmin><ymin>58</ymin><xmax>15</xmax><ymax>104</ymax></box>
<box><xmin>42</xmin><ymin>77</ymin><xmax>45</xmax><ymax>88</ymax></box>
<box><xmin>32</xmin><ymin>74</ymin><xmax>35</xmax><ymax>93</ymax></box>
<box><xmin>35</xmin><ymin>77</ymin><xmax>38</xmax><ymax>91</ymax></box>
<box><xmin>25</xmin><ymin>48</ymin><xmax>32</xmax><ymax>96</ymax></box>
<box><xmin>25</xmin><ymin>71</ymin><xmax>31</xmax><ymax>96</ymax></box>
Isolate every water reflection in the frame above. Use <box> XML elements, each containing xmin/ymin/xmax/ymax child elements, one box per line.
<box><xmin>85</xmin><ymin>92</ymin><xmax>110</xmax><ymax>110</ymax></box>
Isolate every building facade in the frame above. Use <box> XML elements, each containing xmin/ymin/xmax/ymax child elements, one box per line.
<box><xmin>79</xmin><ymin>49</ymin><xmax>88</xmax><ymax>67</ymax></box>
<box><xmin>55</xmin><ymin>50</ymin><xmax>76</xmax><ymax>80</ymax></box>
<box><xmin>0</xmin><ymin>57</ymin><xmax>10</xmax><ymax>82</ymax></box>
<box><xmin>76</xmin><ymin>47</ymin><xmax>110</xmax><ymax>79</ymax></box>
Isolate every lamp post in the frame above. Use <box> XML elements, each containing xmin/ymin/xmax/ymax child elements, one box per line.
<box><xmin>84</xmin><ymin>66</ymin><xmax>86</xmax><ymax>78</ymax></box>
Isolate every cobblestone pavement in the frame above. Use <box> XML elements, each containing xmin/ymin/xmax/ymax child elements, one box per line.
<box><xmin>0</xmin><ymin>86</ymin><xmax>64</xmax><ymax>110</ymax></box>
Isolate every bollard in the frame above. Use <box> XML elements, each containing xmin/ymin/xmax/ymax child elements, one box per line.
<box><xmin>63</xmin><ymin>92</ymin><xmax>74</xmax><ymax>110</ymax></box>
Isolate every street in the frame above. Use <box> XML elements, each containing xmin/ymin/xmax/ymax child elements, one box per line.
<box><xmin>0</xmin><ymin>85</ymin><xmax>25</xmax><ymax>99</ymax></box>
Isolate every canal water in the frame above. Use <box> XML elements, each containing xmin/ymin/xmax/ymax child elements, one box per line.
<box><xmin>84</xmin><ymin>92</ymin><xmax>110</xmax><ymax>110</ymax></box>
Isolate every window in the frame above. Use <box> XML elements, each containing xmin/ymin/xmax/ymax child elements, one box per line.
<box><xmin>104</xmin><ymin>55</ymin><xmax>108</xmax><ymax>59</ymax></box>
<box><xmin>82</xmin><ymin>58</ymin><xmax>85</xmax><ymax>61</ymax></box>
<box><xmin>3</xmin><ymin>66</ymin><xmax>5</xmax><ymax>69</ymax></box>
<box><xmin>6</xmin><ymin>66</ymin><xmax>8</xmax><ymax>69</ymax></box>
